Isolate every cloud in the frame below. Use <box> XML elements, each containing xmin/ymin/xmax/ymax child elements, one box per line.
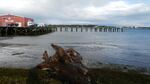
<box><xmin>0</xmin><ymin>0</ymin><xmax>150</xmax><ymax>26</ymax></box>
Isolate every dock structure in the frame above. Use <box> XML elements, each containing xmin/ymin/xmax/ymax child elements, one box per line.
<box><xmin>0</xmin><ymin>25</ymin><xmax>125</xmax><ymax>36</ymax></box>
<box><xmin>51</xmin><ymin>26</ymin><xmax>125</xmax><ymax>32</ymax></box>
<box><xmin>0</xmin><ymin>27</ymin><xmax>53</xmax><ymax>36</ymax></box>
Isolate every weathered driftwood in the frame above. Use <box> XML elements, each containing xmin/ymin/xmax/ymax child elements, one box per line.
<box><xmin>37</xmin><ymin>44</ymin><xmax>91</xmax><ymax>84</ymax></box>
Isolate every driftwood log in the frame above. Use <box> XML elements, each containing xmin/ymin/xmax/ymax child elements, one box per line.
<box><xmin>37</xmin><ymin>44</ymin><xmax>91</xmax><ymax>84</ymax></box>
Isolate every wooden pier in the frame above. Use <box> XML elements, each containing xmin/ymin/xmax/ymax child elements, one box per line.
<box><xmin>0</xmin><ymin>25</ymin><xmax>125</xmax><ymax>36</ymax></box>
<box><xmin>0</xmin><ymin>27</ymin><xmax>53</xmax><ymax>36</ymax></box>
<box><xmin>51</xmin><ymin>27</ymin><xmax>125</xmax><ymax>32</ymax></box>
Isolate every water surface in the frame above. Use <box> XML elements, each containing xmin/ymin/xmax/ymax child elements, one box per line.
<box><xmin>0</xmin><ymin>29</ymin><xmax>150</xmax><ymax>68</ymax></box>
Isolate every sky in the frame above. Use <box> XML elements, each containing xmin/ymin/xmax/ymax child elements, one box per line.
<box><xmin>0</xmin><ymin>0</ymin><xmax>150</xmax><ymax>26</ymax></box>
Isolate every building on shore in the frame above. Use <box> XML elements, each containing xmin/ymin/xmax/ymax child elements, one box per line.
<box><xmin>0</xmin><ymin>14</ymin><xmax>34</xmax><ymax>27</ymax></box>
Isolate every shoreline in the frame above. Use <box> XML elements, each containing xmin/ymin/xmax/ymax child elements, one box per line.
<box><xmin>87</xmin><ymin>62</ymin><xmax>150</xmax><ymax>75</ymax></box>
<box><xmin>1</xmin><ymin>61</ymin><xmax>150</xmax><ymax>75</ymax></box>
<box><xmin>0</xmin><ymin>67</ymin><xmax>149</xmax><ymax>84</ymax></box>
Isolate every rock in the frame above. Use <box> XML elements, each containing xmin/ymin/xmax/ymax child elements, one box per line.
<box><xmin>37</xmin><ymin>44</ymin><xmax>91</xmax><ymax>84</ymax></box>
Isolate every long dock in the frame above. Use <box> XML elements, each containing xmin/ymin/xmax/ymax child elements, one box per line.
<box><xmin>51</xmin><ymin>27</ymin><xmax>125</xmax><ymax>32</ymax></box>
<box><xmin>0</xmin><ymin>26</ymin><xmax>125</xmax><ymax>36</ymax></box>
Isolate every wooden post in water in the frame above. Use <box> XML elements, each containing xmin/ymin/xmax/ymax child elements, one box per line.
<box><xmin>121</xmin><ymin>28</ymin><xmax>124</xmax><ymax>32</ymax></box>
<box><xmin>103</xmin><ymin>28</ymin><xmax>106</xmax><ymax>32</ymax></box>
<box><xmin>25</xmin><ymin>28</ymin><xmax>28</xmax><ymax>35</ymax></box>
<box><xmin>76</xmin><ymin>27</ymin><xmax>78</xmax><ymax>32</ymax></box>
<box><xmin>60</xmin><ymin>27</ymin><xmax>62</xmax><ymax>32</ymax></box>
<box><xmin>0</xmin><ymin>28</ymin><xmax>1</xmax><ymax>36</ymax></box>
<box><xmin>115</xmin><ymin>28</ymin><xmax>117</xmax><ymax>32</ymax></box>
<box><xmin>103</xmin><ymin>28</ymin><xmax>105</xmax><ymax>32</ymax></box>
<box><xmin>101</xmin><ymin>28</ymin><xmax>103</xmax><ymax>32</ymax></box>
<box><xmin>106</xmin><ymin>28</ymin><xmax>108</xmax><ymax>32</ymax></box>
<box><xmin>117</xmin><ymin>28</ymin><xmax>119</xmax><ymax>32</ymax></box>
<box><xmin>51</xmin><ymin>28</ymin><xmax>54</xmax><ymax>32</ymax></box>
<box><xmin>85</xmin><ymin>27</ymin><xmax>86</xmax><ymax>32</ymax></box>
<box><xmin>5</xmin><ymin>27</ymin><xmax>8</xmax><ymax>36</ymax></box>
<box><xmin>71</xmin><ymin>27</ymin><xmax>73</xmax><ymax>32</ymax></box>
<box><xmin>108</xmin><ymin>28</ymin><xmax>110</xmax><ymax>32</ymax></box>
<box><xmin>99</xmin><ymin>28</ymin><xmax>102</xmax><ymax>32</ymax></box>
<box><xmin>53</xmin><ymin>27</ymin><xmax>56</xmax><ymax>32</ymax></box>
<box><xmin>90</xmin><ymin>28</ymin><xmax>93</xmax><ymax>32</ymax></box>
<box><xmin>104</xmin><ymin>28</ymin><xmax>107</xmax><ymax>32</ymax></box>
<box><xmin>56</xmin><ymin>27</ymin><xmax>58</xmax><ymax>32</ymax></box>
<box><xmin>81</xmin><ymin>27</ymin><xmax>83</xmax><ymax>32</ymax></box>
<box><xmin>94</xmin><ymin>28</ymin><xmax>97</xmax><ymax>32</ymax></box>
<box><xmin>67</xmin><ymin>27</ymin><xmax>68</xmax><ymax>32</ymax></box>
<box><xmin>107</xmin><ymin>28</ymin><xmax>109</xmax><ymax>32</ymax></box>
<box><xmin>109</xmin><ymin>28</ymin><xmax>111</xmax><ymax>32</ymax></box>
<box><xmin>55</xmin><ymin>27</ymin><xmax>58</xmax><ymax>32</ymax></box>
<box><xmin>53</xmin><ymin>27</ymin><xmax>55</xmax><ymax>32</ymax></box>
<box><xmin>14</xmin><ymin>28</ymin><xmax>17</xmax><ymax>35</ymax></box>
<box><xmin>65</xmin><ymin>28</ymin><xmax>68</xmax><ymax>32</ymax></box>
<box><xmin>112</xmin><ymin>28</ymin><xmax>114</xmax><ymax>32</ymax></box>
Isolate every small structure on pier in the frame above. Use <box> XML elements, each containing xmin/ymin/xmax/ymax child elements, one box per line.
<box><xmin>0</xmin><ymin>14</ymin><xmax>34</xmax><ymax>27</ymax></box>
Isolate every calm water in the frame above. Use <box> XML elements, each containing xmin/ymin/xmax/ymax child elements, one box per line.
<box><xmin>0</xmin><ymin>29</ymin><xmax>150</xmax><ymax>68</ymax></box>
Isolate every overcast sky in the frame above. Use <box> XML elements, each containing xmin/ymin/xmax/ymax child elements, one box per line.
<box><xmin>0</xmin><ymin>0</ymin><xmax>150</xmax><ymax>26</ymax></box>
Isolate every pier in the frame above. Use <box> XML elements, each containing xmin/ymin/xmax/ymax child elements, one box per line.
<box><xmin>0</xmin><ymin>27</ymin><xmax>53</xmax><ymax>36</ymax></box>
<box><xmin>0</xmin><ymin>25</ymin><xmax>125</xmax><ymax>36</ymax></box>
<box><xmin>51</xmin><ymin>26</ymin><xmax>125</xmax><ymax>32</ymax></box>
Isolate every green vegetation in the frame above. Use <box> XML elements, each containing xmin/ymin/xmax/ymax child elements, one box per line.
<box><xmin>0</xmin><ymin>68</ymin><xmax>61</xmax><ymax>84</ymax></box>
<box><xmin>90</xmin><ymin>68</ymin><xmax>150</xmax><ymax>84</ymax></box>
<box><xmin>96</xmin><ymin>26</ymin><xmax>115</xmax><ymax>29</ymax></box>
<box><xmin>0</xmin><ymin>68</ymin><xmax>150</xmax><ymax>84</ymax></box>
<box><xmin>0</xmin><ymin>68</ymin><xmax>28</xmax><ymax>84</ymax></box>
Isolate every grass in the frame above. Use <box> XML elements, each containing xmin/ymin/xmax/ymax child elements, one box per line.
<box><xmin>0</xmin><ymin>68</ymin><xmax>150</xmax><ymax>84</ymax></box>
<box><xmin>90</xmin><ymin>68</ymin><xmax>150</xmax><ymax>84</ymax></box>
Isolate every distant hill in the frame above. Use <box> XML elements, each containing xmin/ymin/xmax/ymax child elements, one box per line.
<box><xmin>137</xmin><ymin>27</ymin><xmax>150</xmax><ymax>29</ymax></box>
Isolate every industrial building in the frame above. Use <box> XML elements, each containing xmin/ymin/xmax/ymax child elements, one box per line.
<box><xmin>0</xmin><ymin>14</ymin><xmax>34</xmax><ymax>27</ymax></box>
